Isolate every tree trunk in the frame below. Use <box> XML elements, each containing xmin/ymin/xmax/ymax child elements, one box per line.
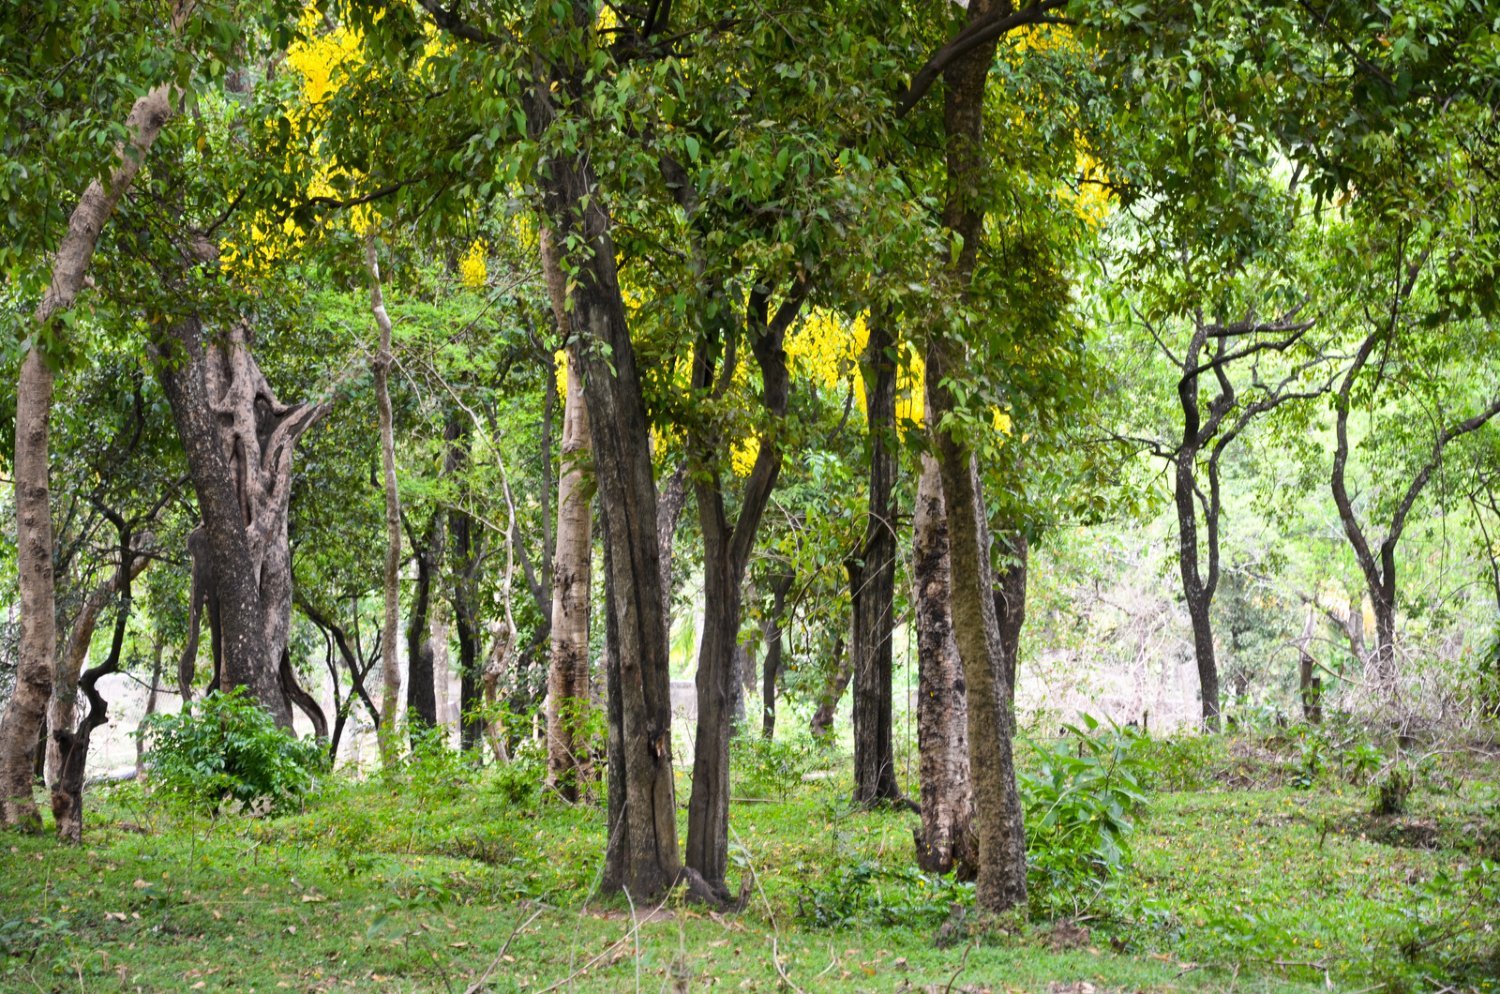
<box><xmin>542</xmin><ymin>228</ymin><xmax>596</xmax><ymax>800</ymax></box>
<box><xmin>684</xmin><ymin>285</ymin><xmax>801</xmax><ymax>898</ymax></box>
<box><xmin>1175</xmin><ymin>450</ymin><xmax>1221</xmax><ymax>729</ymax></box>
<box><xmin>406</xmin><ymin>507</ymin><xmax>444</xmax><ymax>736</ymax></box>
<box><xmin>137</xmin><ymin>638</ymin><xmax>166</xmax><ymax>769</ymax></box>
<box><xmin>850</xmin><ymin>307</ymin><xmax>901</xmax><ymax>806</ymax></box>
<box><xmin>367</xmin><ymin>236</ymin><xmax>404</xmax><ymax>768</ymax></box>
<box><xmin>51</xmin><ymin>513</ymin><xmax>136</xmax><ymax>843</ymax></box>
<box><xmin>912</xmin><ymin>454</ymin><xmax>976</xmax><ymax>876</ymax></box>
<box><xmin>761</xmin><ymin>572</ymin><xmax>793</xmax><ymax>739</ymax></box>
<box><xmin>927</xmin><ymin>0</ymin><xmax>1028</xmax><ymax>910</ymax></box>
<box><xmin>540</xmin><ymin>152</ymin><xmax>679</xmax><ymax>901</ymax></box>
<box><xmin>46</xmin><ymin>553</ymin><xmax>151</xmax><ymax>786</ymax></box>
<box><xmin>809</xmin><ymin>633</ymin><xmax>851</xmax><ymax>740</ymax></box>
<box><xmin>0</xmin><ymin>83</ymin><xmax>174</xmax><ymax>830</ymax></box>
<box><xmin>992</xmin><ymin>530</ymin><xmax>1028</xmax><ymax>699</ymax></box>
<box><xmin>155</xmin><ymin>317</ymin><xmax>324</xmax><ymax>728</ymax></box>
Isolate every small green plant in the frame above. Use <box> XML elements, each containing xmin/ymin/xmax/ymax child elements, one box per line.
<box><xmin>402</xmin><ymin>719</ymin><xmax>471</xmax><ymax>799</ymax></box>
<box><xmin>793</xmin><ymin>859</ymin><xmax>971</xmax><ymax>928</ymax></box>
<box><xmin>138</xmin><ymin>687</ymin><xmax>327</xmax><ymax>815</ymax></box>
<box><xmin>1290</xmin><ymin>727</ymin><xmax>1330</xmax><ymax>790</ymax></box>
<box><xmin>1342</xmin><ymin>741</ymin><xmax>1384</xmax><ymax>785</ymax></box>
<box><xmin>1019</xmin><ymin>715</ymin><xmax>1153</xmax><ymax>912</ymax></box>
<box><xmin>731</xmin><ymin>729</ymin><xmax>817</xmax><ymax>800</ymax></box>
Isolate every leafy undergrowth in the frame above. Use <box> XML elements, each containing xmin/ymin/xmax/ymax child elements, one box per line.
<box><xmin>0</xmin><ymin>730</ymin><xmax>1496</xmax><ymax>993</ymax></box>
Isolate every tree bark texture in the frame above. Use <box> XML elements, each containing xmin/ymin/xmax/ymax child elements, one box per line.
<box><xmin>0</xmin><ymin>83</ymin><xmax>173</xmax><ymax>830</ymax></box>
<box><xmin>539</xmin><ymin>144</ymin><xmax>679</xmax><ymax>902</ymax></box>
<box><xmin>156</xmin><ymin>318</ymin><xmax>325</xmax><ymax>729</ymax></box>
<box><xmin>367</xmin><ymin>236</ymin><xmax>404</xmax><ymax>767</ymax></box>
<box><xmin>850</xmin><ymin>307</ymin><xmax>901</xmax><ymax>807</ymax></box>
<box><xmin>542</xmin><ymin>228</ymin><xmax>596</xmax><ymax>800</ymax></box>
<box><xmin>912</xmin><ymin>454</ymin><xmax>976</xmax><ymax>876</ymax></box>
<box><xmin>929</xmin><ymin>0</ymin><xmax>1028</xmax><ymax>910</ymax></box>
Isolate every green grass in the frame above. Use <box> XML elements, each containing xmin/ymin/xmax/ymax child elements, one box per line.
<box><xmin>1</xmin><ymin>731</ymin><xmax>1496</xmax><ymax>993</ymax></box>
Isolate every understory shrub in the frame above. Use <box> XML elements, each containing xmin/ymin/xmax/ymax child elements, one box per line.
<box><xmin>793</xmin><ymin>858</ymin><xmax>971</xmax><ymax>928</ymax></box>
<box><xmin>731</xmin><ymin>728</ymin><xmax>819</xmax><ymax>800</ymax></box>
<box><xmin>139</xmin><ymin>687</ymin><xmax>327</xmax><ymax>815</ymax></box>
<box><xmin>1020</xmin><ymin>715</ymin><xmax>1153</xmax><ymax>912</ymax></box>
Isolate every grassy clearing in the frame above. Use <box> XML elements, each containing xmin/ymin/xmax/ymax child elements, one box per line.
<box><xmin>1</xmin><ymin>730</ymin><xmax>1496</xmax><ymax>994</ymax></box>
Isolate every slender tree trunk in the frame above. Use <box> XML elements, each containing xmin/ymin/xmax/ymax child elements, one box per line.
<box><xmin>851</xmin><ymin>307</ymin><xmax>901</xmax><ymax>806</ymax></box>
<box><xmin>926</xmin><ymin>0</ymin><xmax>1027</xmax><ymax>910</ymax></box>
<box><xmin>913</xmin><ymin>454</ymin><xmax>976</xmax><ymax>875</ymax></box>
<box><xmin>992</xmin><ymin>530</ymin><xmax>1028</xmax><ymax>698</ymax></box>
<box><xmin>137</xmin><ymin>638</ymin><xmax>166</xmax><ymax>769</ymax></box>
<box><xmin>761</xmin><ymin>573</ymin><xmax>792</xmax><ymax>740</ymax></box>
<box><xmin>367</xmin><ymin>236</ymin><xmax>404</xmax><ymax>768</ymax></box>
<box><xmin>809</xmin><ymin>634</ymin><xmax>852</xmax><ymax>740</ymax></box>
<box><xmin>46</xmin><ymin>552</ymin><xmax>150</xmax><ymax>785</ymax></box>
<box><xmin>0</xmin><ymin>84</ymin><xmax>174</xmax><ymax>830</ymax></box>
<box><xmin>406</xmin><ymin>507</ymin><xmax>444</xmax><ymax>736</ymax></box>
<box><xmin>542</xmin><ymin>227</ymin><xmax>596</xmax><ymax>800</ymax></box>
<box><xmin>684</xmin><ymin>287</ymin><xmax>801</xmax><ymax>899</ymax></box>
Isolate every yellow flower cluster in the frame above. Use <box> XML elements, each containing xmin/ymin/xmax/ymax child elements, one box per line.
<box><xmin>730</xmin><ymin>435</ymin><xmax>761</xmax><ymax>477</ymax></box>
<box><xmin>459</xmin><ymin>239</ymin><xmax>489</xmax><ymax>288</ymax></box>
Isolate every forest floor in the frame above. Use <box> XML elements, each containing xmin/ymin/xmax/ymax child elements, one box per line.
<box><xmin>1</xmin><ymin>729</ymin><xmax>1497</xmax><ymax>994</ymax></box>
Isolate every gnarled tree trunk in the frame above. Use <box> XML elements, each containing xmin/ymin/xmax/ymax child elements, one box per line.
<box><xmin>156</xmin><ymin>317</ymin><xmax>326</xmax><ymax>730</ymax></box>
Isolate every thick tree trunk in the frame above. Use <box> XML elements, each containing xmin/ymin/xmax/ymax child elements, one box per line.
<box><xmin>156</xmin><ymin>318</ymin><xmax>322</xmax><ymax>728</ymax></box>
<box><xmin>851</xmin><ymin>308</ymin><xmax>901</xmax><ymax>806</ymax></box>
<box><xmin>367</xmin><ymin>237</ymin><xmax>404</xmax><ymax>767</ymax></box>
<box><xmin>913</xmin><ymin>455</ymin><xmax>976</xmax><ymax>876</ymax></box>
<box><xmin>540</xmin><ymin>152</ymin><xmax>679</xmax><ymax>901</ymax></box>
<box><xmin>761</xmin><ymin>573</ymin><xmax>793</xmax><ymax>740</ymax></box>
<box><xmin>927</xmin><ymin>0</ymin><xmax>1027</xmax><ymax>910</ymax></box>
<box><xmin>543</xmin><ymin>229</ymin><xmax>596</xmax><ymax>799</ymax></box>
<box><xmin>0</xmin><ymin>83</ymin><xmax>174</xmax><ymax>830</ymax></box>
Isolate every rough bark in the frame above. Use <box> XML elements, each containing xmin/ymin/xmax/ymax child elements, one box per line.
<box><xmin>0</xmin><ymin>83</ymin><xmax>174</xmax><ymax>830</ymax></box>
<box><xmin>992</xmin><ymin>530</ymin><xmax>1028</xmax><ymax>698</ymax></box>
<box><xmin>850</xmin><ymin>307</ymin><xmax>902</xmax><ymax>807</ymax></box>
<box><xmin>1297</xmin><ymin>606</ymin><xmax>1322</xmax><ymax>724</ymax></box>
<box><xmin>544</xmin><ymin>148</ymin><xmax>679</xmax><ymax>902</ymax></box>
<box><xmin>367</xmin><ymin>236</ymin><xmax>404</xmax><ymax>767</ymax></box>
<box><xmin>543</xmin><ymin>227</ymin><xmax>596</xmax><ymax>799</ymax></box>
<box><xmin>156</xmin><ymin>318</ymin><xmax>324</xmax><ymax>729</ymax></box>
<box><xmin>928</xmin><ymin>0</ymin><xmax>1027</xmax><ymax>910</ymax></box>
<box><xmin>912</xmin><ymin>454</ymin><xmax>976</xmax><ymax>876</ymax></box>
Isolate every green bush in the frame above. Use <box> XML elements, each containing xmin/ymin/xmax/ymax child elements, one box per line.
<box><xmin>1019</xmin><ymin>715</ymin><xmax>1153</xmax><ymax>912</ymax></box>
<box><xmin>731</xmin><ymin>729</ymin><xmax>818</xmax><ymax>800</ymax></box>
<box><xmin>793</xmin><ymin>858</ymin><xmax>971</xmax><ymax>928</ymax></box>
<box><xmin>139</xmin><ymin>688</ymin><xmax>327</xmax><ymax>815</ymax></box>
